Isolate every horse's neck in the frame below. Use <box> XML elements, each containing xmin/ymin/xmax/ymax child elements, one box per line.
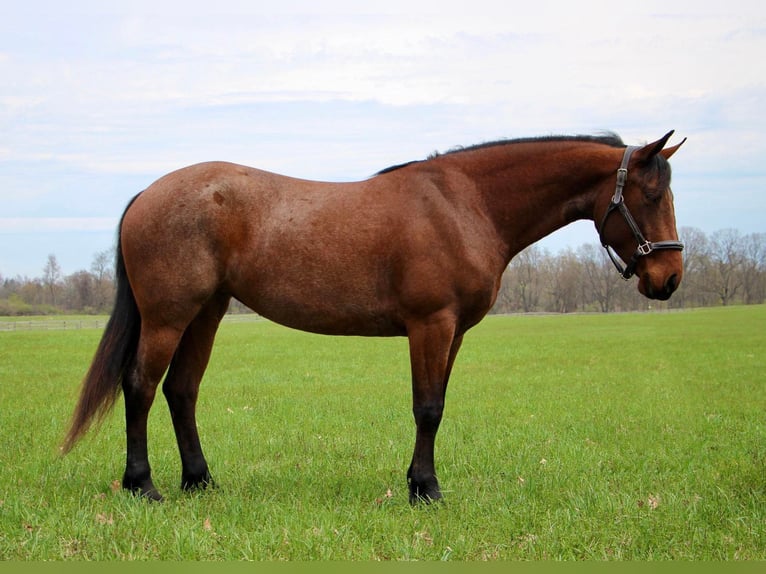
<box><xmin>459</xmin><ymin>143</ymin><xmax>617</xmax><ymax>260</ymax></box>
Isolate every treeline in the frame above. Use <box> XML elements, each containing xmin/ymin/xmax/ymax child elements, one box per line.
<box><xmin>494</xmin><ymin>227</ymin><xmax>766</xmax><ymax>313</ymax></box>
<box><xmin>0</xmin><ymin>252</ymin><xmax>116</xmax><ymax>316</ymax></box>
<box><xmin>1</xmin><ymin>227</ymin><xmax>764</xmax><ymax>317</ymax></box>
<box><xmin>0</xmin><ymin>250</ymin><xmax>252</xmax><ymax>316</ymax></box>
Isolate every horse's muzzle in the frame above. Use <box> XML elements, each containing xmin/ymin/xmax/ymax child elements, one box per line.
<box><xmin>641</xmin><ymin>272</ymin><xmax>680</xmax><ymax>301</ymax></box>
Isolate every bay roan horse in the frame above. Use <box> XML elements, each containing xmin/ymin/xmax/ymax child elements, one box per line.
<box><xmin>62</xmin><ymin>131</ymin><xmax>685</xmax><ymax>503</ymax></box>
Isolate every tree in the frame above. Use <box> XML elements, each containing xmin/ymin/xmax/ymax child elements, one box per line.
<box><xmin>547</xmin><ymin>248</ymin><xmax>581</xmax><ymax>313</ymax></box>
<box><xmin>578</xmin><ymin>244</ymin><xmax>618</xmax><ymax>312</ymax></box>
<box><xmin>42</xmin><ymin>254</ymin><xmax>62</xmax><ymax>307</ymax></box>
<box><xmin>706</xmin><ymin>229</ymin><xmax>745</xmax><ymax>306</ymax></box>
<box><xmin>90</xmin><ymin>249</ymin><xmax>115</xmax><ymax>312</ymax></box>
<box><xmin>65</xmin><ymin>270</ymin><xmax>95</xmax><ymax>311</ymax></box>
<box><xmin>676</xmin><ymin>227</ymin><xmax>713</xmax><ymax>308</ymax></box>
<box><xmin>741</xmin><ymin>233</ymin><xmax>766</xmax><ymax>305</ymax></box>
<box><xmin>504</xmin><ymin>245</ymin><xmax>547</xmax><ymax>312</ymax></box>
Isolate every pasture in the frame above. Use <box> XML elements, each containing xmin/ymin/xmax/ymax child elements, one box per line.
<box><xmin>0</xmin><ymin>306</ymin><xmax>763</xmax><ymax>560</ymax></box>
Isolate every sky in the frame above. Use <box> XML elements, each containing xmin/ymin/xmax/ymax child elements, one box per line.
<box><xmin>1</xmin><ymin>0</ymin><xmax>764</xmax><ymax>278</ymax></box>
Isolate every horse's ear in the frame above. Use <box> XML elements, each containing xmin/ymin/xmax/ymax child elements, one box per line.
<box><xmin>660</xmin><ymin>137</ymin><xmax>686</xmax><ymax>160</ymax></box>
<box><xmin>632</xmin><ymin>130</ymin><xmax>684</xmax><ymax>164</ymax></box>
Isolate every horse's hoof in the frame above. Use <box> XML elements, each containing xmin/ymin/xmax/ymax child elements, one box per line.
<box><xmin>181</xmin><ymin>473</ymin><xmax>216</xmax><ymax>492</ymax></box>
<box><xmin>126</xmin><ymin>485</ymin><xmax>164</xmax><ymax>502</ymax></box>
<box><xmin>409</xmin><ymin>492</ymin><xmax>443</xmax><ymax>505</ymax></box>
<box><xmin>141</xmin><ymin>488</ymin><xmax>164</xmax><ymax>502</ymax></box>
<box><xmin>123</xmin><ymin>476</ymin><xmax>164</xmax><ymax>502</ymax></box>
<box><xmin>408</xmin><ymin>481</ymin><xmax>443</xmax><ymax>505</ymax></box>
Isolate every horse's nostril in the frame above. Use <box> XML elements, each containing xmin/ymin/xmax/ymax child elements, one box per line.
<box><xmin>665</xmin><ymin>273</ymin><xmax>679</xmax><ymax>293</ymax></box>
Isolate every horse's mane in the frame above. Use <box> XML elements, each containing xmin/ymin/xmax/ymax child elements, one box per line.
<box><xmin>376</xmin><ymin>133</ymin><xmax>626</xmax><ymax>175</ymax></box>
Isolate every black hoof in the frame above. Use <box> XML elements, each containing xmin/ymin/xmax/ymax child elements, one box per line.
<box><xmin>123</xmin><ymin>477</ymin><xmax>164</xmax><ymax>502</ymax></box>
<box><xmin>182</xmin><ymin>470</ymin><xmax>215</xmax><ymax>492</ymax></box>
<box><xmin>409</xmin><ymin>490</ymin><xmax>443</xmax><ymax>505</ymax></box>
<box><xmin>407</xmin><ymin>480</ymin><xmax>443</xmax><ymax>505</ymax></box>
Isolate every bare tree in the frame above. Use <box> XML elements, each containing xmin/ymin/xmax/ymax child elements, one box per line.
<box><xmin>90</xmin><ymin>249</ymin><xmax>115</xmax><ymax>311</ymax></box>
<box><xmin>65</xmin><ymin>270</ymin><xmax>95</xmax><ymax>311</ymax></box>
<box><xmin>706</xmin><ymin>229</ymin><xmax>745</xmax><ymax>306</ymax></box>
<box><xmin>504</xmin><ymin>245</ymin><xmax>547</xmax><ymax>312</ymax></box>
<box><xmin>676</xmin><ymin>227</ymin><xmax>712</xmax><ymax>307</ymax></box>
<box><xmin>42</xmin><ymin>254</ymin><xmax>62</xmax><ymax>307</ymax></box>
<box><xmin>578</xmin><ymin>244</ymin><xmax>618</xmax><ymax>312</ymax></box>
<box><xmin>741</xmin><ymin>232</ymin><xmax>766</xmax><ymax>304</ymax></box>
<box><xmin>548</xmin><ymin>248</ymin><xmax>581</xmax><ymax>313</ymax></box>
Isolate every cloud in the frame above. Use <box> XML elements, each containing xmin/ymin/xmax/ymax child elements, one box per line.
<box><xmin>5</xmin><ymin>4</ymin><xmax>755</xmax><ymax>113</ymax></box>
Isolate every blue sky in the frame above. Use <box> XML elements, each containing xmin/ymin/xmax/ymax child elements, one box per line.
<box><xmin>1</xmin><ymin>0</ymin><xmax>764</xmax><ymax>277</ymax></box>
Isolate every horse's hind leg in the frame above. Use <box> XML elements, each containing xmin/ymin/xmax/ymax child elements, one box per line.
<box><xmin>123</xmin><ymin>324</ymin><xmax>184</xmax><ymax>501</ymax></box>
<box><xmin>163</xmin><ymin>294</ymin><xmax>230</xmax><ymax>492</ymax></box>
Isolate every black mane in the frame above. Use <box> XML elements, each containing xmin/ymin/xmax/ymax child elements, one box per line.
<box><xmin>376</xmin><ymin>133</ymin><xmax>626</xmax><ymax>175</ymax></box>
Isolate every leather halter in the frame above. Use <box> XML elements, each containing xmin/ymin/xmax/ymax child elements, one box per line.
<box><xmin>598</xmin><ymin>146</ymin><xmax>684</xmax><ymax>280</ymax></box>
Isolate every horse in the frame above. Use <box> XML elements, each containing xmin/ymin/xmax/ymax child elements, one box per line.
<box><xmin>62</xmin><ymin>131</ymin><xmax>685</xmax><ymax>503</ymax></box>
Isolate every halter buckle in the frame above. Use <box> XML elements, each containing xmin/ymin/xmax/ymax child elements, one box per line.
<box><xmin>615</xmin><ymin>167</ymin><xmax>628</xmax><ymax>188</ymax></box>
<box><xmin>636</xmin><ymin>241</ymin><xmax>653</xmax><ymax>257</ymax></box>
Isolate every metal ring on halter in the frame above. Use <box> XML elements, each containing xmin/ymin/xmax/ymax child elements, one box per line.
<box><xmin>598</xmin><ymin>146</ymin><xmax>684</xmax><ymax>280</ymax></box>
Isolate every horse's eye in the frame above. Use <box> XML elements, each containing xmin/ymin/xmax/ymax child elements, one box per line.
<box><xmin>644</xmin><ymin>188</ymin><xmax>664</xmax><ymax>205</ymax></box>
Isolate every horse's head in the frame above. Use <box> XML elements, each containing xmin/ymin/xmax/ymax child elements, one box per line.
<box><xmin>597</xmin><ymin>131</ymin><xmax>685</xmax><ymax>301</ymax></box>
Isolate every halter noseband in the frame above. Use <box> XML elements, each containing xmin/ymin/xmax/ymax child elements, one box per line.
<box><xmin>598</xmin><ymin>146</ymin><xmax>684</xmax><ymax>280</ymax></box>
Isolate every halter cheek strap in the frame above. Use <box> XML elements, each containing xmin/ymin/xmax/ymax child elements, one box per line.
<box><xmin>598</xmin><ymin>146</ymin><xmax>684</xmax><ymax>280</ymax></box>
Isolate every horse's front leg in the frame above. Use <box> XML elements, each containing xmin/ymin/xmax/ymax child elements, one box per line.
<box><xmin>406</xmin><ymin>315</ymin><xmax>464</xmax><ymax>504</ymax></box>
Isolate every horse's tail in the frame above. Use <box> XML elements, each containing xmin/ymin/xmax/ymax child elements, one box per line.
<box><xmin>61</xmin><ymin>195</ymin><xmax>142</xmax><ymax>454</ymax></box>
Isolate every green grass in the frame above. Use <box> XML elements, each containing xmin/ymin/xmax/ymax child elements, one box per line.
<box><xmin>0</xmin><ymin>307</ymin><xmax>764</xmax><ymax>560</ymax></box>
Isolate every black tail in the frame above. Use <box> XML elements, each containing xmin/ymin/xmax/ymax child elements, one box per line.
<box><xmin>61</xmin><ymin>195</ymin><xmax>142</xmax><ymax>453</ymax></box>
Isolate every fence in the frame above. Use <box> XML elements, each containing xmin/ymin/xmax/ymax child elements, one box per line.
<box><xmin>0</xmin><ymin>319</ymin><xmax>108</xmax><ymax>332</ymax></box>
<box><xmin>0</xmin><ymin>313</ymin><xmax>264</xmax><ymax>333</ymax></box>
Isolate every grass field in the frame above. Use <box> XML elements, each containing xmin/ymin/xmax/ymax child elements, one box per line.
<box><xmin>0</xmin><ymin>306</ymin><xmax>764</xmax><ymax>560</ymax></box>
